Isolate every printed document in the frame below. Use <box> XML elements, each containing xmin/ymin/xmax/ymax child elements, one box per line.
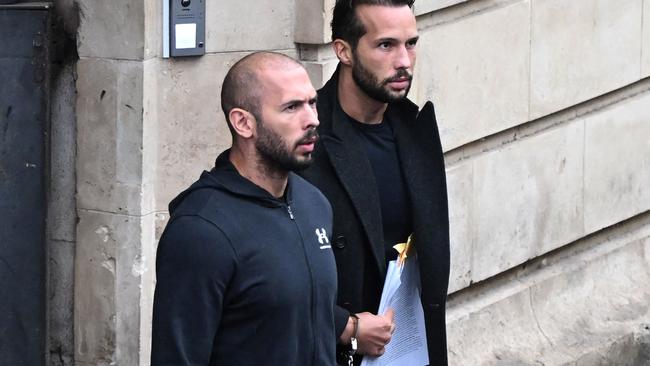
<box><xmin>361</xmin><ymin>256</ymin><xmax>428</xmax><ymax>366</ymax></box>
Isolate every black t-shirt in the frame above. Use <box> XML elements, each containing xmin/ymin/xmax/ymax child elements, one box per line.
<box><xmin>347</xmin><ymin>114</ymin><xmax>413</xmax><ymax>263</ymax></box>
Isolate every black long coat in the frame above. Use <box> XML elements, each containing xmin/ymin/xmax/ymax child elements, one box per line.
<box><xmin>300</xmin><ymin>69</ymin><xmax>451</xmax><ymax>365</ymax></box>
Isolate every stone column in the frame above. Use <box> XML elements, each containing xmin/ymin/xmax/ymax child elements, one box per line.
<box><xmin>74</xmin><ymin>0</ymin><xmax>158</xmax><ymax>364</ymax></box>
<box><xmin>295</xmin><ymin>0</ymin><xmax>337</xmax><ymax>88</ymax></box>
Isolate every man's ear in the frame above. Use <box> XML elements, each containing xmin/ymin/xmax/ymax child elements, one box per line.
<box><xmin>228</xmin><ymin>108</ymin><xmax>256</xmax><ymax>139</ymax></box>
<box><xmin>333</xmin><ymin>39</ymin><xmax>353</xmax><ymax>66</ymax></box>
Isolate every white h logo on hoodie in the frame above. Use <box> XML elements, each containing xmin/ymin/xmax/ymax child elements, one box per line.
<box><xmin>315</xmin><ymin>228</ymin><xmax>330</xmax><ymax>249</ymax></box>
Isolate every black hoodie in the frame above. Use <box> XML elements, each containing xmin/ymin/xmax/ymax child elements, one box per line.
<box><xmin>151</xmin><ymin>150</ymin><xmax>337</xmax><ymax>366</ymax></box>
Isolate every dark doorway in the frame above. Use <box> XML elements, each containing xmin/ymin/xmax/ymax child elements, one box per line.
<box><xmin>0</xmin><ymin>3</ymin><xmax>51</xmax><ymax>365</ymax></box>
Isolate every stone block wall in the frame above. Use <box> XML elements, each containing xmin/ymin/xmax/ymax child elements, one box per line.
<box><xmin>413</xmin><ymin>0</ymin><xmax>649</xmax><ymax>363</ymax></box>
<box><xmin>66</xmin><ymin>0</ymin><xmax>650</xmax><ymax>364</ymax></box>
<box><xmin>417</xmin><ymin>0</ymin><xmax>532</xmax><ymax>151</ymax></box>
<box><xmin>641</xmin><ymin>0</ymin><xmax>650</xmax><ymax>77</ymax></box>
<box><xmin>74</xmin><ymin>0</ymin><xmax>156</xmax><ymax>364</ymax></box>
<box><xmin>49</xmin><ymin>57</ymin><xmax>76</xmax><ymax>366</ymax></box>
<box><xmin>49</xmin><ymin>2</ymin><xmax>78</xmax><ymax>364</ymax></box>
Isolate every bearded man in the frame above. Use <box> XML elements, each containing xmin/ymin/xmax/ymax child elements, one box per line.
<box><xmin>151</xmin><ymin>52</ymin><xmax>337</xmax><ymax>366</ymax></box>
<box><xmin>300</xmin><ymin>1</ymin><xmax>450</xmax><ymax>365</ymax></box>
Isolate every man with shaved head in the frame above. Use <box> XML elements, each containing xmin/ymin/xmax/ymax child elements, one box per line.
<box><xmin>151</xmin><ymin>52</ymin><xmax>337</xmax><ymax>366</ymax></box>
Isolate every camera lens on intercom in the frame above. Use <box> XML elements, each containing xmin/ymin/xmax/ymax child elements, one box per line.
<box><xmin>181</xmin><ymin>0</ymin><xmax>191</xmax><ymax>7</ymax></box>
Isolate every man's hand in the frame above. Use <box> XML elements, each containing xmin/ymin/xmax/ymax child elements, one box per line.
<box><xmin>355</xmin><ymin>309</ymin><xmax>395</xmax><ymax>356</ymax></box>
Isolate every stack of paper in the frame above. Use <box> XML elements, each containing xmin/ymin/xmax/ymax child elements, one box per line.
<box><xmin>361</xmin><ymin>238</ymin><xmax>429</xmax><ymax>366</ymax></box>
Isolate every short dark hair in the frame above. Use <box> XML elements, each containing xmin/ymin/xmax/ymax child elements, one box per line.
<box><xmin>220</xmin><ymin>52</ymin><xmax>302</xmax><ymax>136</ymax></box>
<box><xmin>331</xmin><ymin>0</ymin><xmax>415</xmax><ymax>48</ymax></box>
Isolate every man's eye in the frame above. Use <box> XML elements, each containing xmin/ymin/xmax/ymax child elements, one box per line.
<box><xmin>286</xmin><ymin>104</ymin><xmax>297</xmax><ymax>111</ymax></box>
<box><xmin>407</xmin><ymin>39</ymin><xmax>418</xmax><ymax>48</ymax></box>
<box><xmin>379</xmin><ymin>42</ymin><xmax>391</xmax><ymax>50</ymax></box>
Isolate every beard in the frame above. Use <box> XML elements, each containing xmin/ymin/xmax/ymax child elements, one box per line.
<box><xmin>255</xmin><ymin>119</ymin><xmax>318</xmax><ymax>174</ymax></box>
<box><xmin>351</xmin><ymin>50</ymin><xmax>413</xmax><ymax>103</ymax></box>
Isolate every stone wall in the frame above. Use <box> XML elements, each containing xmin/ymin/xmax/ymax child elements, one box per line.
<box><xmin>74</xmin><ymin>0</ymin><xmax>154</xmax><ymax>364</ymax></box>
<box><xmin>48</xmin><ymin>1</ymin><xmax>78</xmax><ymax>364</ymax></box>
<box><xmin>67</xmin><ymin>0</ymin><xmax>650</xmax><ymax>364</ymax></box>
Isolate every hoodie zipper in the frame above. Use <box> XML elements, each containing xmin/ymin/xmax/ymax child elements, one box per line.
<box><xmin>286</xmin><ymin>204</ymin><xmax>295</xmax><ymax>220</ymax></box>
<box><xmin>285</xmin><ymin>202</ymin><xmax>318</xmax><ymax>364</ymax></box>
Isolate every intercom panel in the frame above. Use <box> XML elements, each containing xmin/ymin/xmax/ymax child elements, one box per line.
<box><xmin>168</xmin><ymin>0</ymin><xmax>205</xmax><ymax>57</ymax></box>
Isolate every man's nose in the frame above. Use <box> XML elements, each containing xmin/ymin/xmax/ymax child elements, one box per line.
<box><xmin>394</xmin><ymin>45</ymin><xmax>412</xmax><ymax>70</ymax></box>
<box><xmin>303</xmin><ymin>104</ymin><xmax>319</xmax><ymax>128</ymax></box>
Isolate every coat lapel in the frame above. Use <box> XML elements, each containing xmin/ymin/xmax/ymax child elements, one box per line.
<box><xmin>321</xmin><ymin>102</ymin><xmax>386</xmax><ymax>274</ymax></box>
<box><xmin>389</xmin><ymin>101</ymin><xmax>446</xmax><ymax>276</ymax></box>
<box><xmin>389</xmin><ymin>102</ymin><xmax>436</xmax><ymax>229</ymax></box>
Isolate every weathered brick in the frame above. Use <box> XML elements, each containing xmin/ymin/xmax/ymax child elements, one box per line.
<box><xmin>295</xmin><ymin>0</ymin><xmax>335</xmax><ymax>44</ymax></box>
<box><xmin>446</xmin><ymin>163</ymin><xmax>473</xmax><ymax>292</ymax></box>
<box><xmin>641</xmin><ymin>0</ymin><xmax>650</xmax><ymax>78</ymax></box>
<box><xmin>205</xmin><ymin>0</ymin><xmax>294</xmax><ymax>52</ymax></box>
<box><xmin>75</xmin><ymin>210</ymin><xmax>155</xmax><ymax>366</ymax></box>
<box><xmin>304</xmin><ymin>59</ymin><xmax>338</xmax><ymax>90</ymax></box>
<box><xmin>448</xmin><ymin>235</ymin><xmax>650</xmax><ymax>365</ymax></box>
<box><xmin>470</xmin><ymin>122</ymin><xmax>584</xmax><ymax>281</ymax></box>
<box><xmin>414</xmin><ymin>0</ymin><xmax>468</xmax><ymax>15</ymax></box>
<box><xmin>77</xmin><ymin>0</ymin><xmax>145</xmax><ymax>60</ymax></box>
<box><xmin>76</xmin><ymin>59</ymin><xmax>151</xmax><ymax>215</ymax></box>
<box><xmin>530</xmin><ymin>0</ymin><xmax>642</xmax><ymax>119</ymax></box>
<box><xmin>50</xmin><ymin>64</ymin><xmax>76</xmax><ymax>242</ymax></box>
<box><xmin>584</xmin><ymin>92</ymin><xmax>650</xmax><ymax>233</ymax></box>
<box><xmin>415</xmin><ymin>1</ymin><xmax>530</xmax><ymax>151</ymax></box>
<box><xmin>144</xmin><ymin>0</ymin><xmax>161</xmax><ymax>59</ymax></box>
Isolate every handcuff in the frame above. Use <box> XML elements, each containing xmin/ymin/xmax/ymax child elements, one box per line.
<box><xmin>347</xmin><ymin>313</ymin><xmax>359</xmax><ymax>366</ymax></box>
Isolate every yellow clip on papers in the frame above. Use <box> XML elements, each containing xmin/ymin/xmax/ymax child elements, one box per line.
<box><xmin>393</xmin><ymin>234</ymin><xmax>413</xmax><ymax>266</ymax></box>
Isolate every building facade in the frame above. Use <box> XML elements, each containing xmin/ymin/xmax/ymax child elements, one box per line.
<box><xmin>38</xmin><ymin>0</ymin><xmax>650</xmax><ymax>364</ymax></box>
